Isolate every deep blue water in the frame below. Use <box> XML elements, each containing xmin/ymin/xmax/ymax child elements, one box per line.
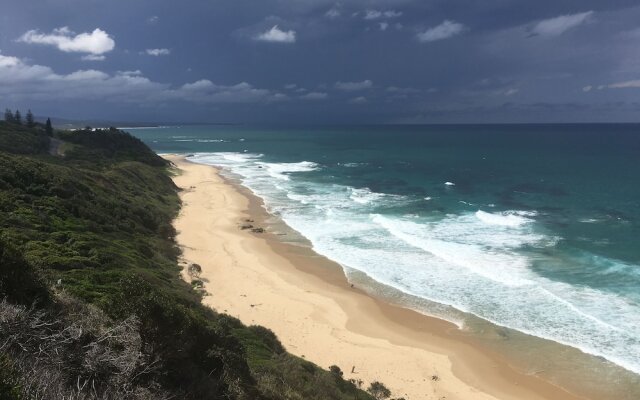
<box><xmin>130</xmin><ymin>124</ymin><xmax>640</xmax><ymax>375</ymax></box>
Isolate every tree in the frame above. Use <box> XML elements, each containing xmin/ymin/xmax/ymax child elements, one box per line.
<box><xmin>45</xmin><ymin>118</ymin><xmax>53</xmax><ymax>136</ymax></box>
<box><xmin>14</xmin><ymin>110</ymin><xmax>22</xmax><ymax>125</ymax></box>
<box><xmin>367</xmin><ymin>381</ymin><xmax>391</xmax><ymax>400</ymax></box>
<box><xmin>4</xmin><ymin>108</ymin><xmax>14</xmax><ymax>123</ymax></box>
<box><xmin>26</xmin><ymin>110</ymin><xmax>35</xmax><ymax>127</ymax></box>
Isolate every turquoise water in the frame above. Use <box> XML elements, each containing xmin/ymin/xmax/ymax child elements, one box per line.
<box><xmin>131</xmin><ymin>124</ymin><xmax>640</xmax><ymax>385</ymax></box>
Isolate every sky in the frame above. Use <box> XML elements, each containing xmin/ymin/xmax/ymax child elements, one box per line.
<box><xmin>2</xmin><ymin>0</ymin><xmax>640</xmax><ymax>124</ymax></box>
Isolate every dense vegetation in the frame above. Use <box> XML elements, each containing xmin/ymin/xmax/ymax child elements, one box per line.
<box><xmin>0</xmin><ymin>119</ymin><xmax>392</xmax><ymax>399</ymax></box>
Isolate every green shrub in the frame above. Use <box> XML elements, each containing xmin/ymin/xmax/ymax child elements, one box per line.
<box><xmin>367</xmin><ymin>381</ymin><xmax>391</xmax><ymax>400</ymax></box>
<box><xmin>58</xmin><ymin>128</ymin><xmax>168</xmax><ymax>167</ymax></box>
<box><xmin>0</xmin><ymin>238</ymin><xmax>50</xmax><ymax>306</ymax></box>
<box><xmin>0</xmin><ymin>353</ymin><xmax>21</xmax><ymax>400</ymax></box>
<box><xmin>0</xmin><ymin>121</ymin><xmax>49</xmax><ymax>155</ymax></box>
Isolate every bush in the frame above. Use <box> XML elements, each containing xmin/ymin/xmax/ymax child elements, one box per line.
<box><xmin>0</xmin><ymin>353</ymin><xmax>21</xmax><ymax>400</ymax></box>
<box><xmin>248</xmin><ymin>325</ymin><xmax>285</xmax><ymax>355</ymax></box>
<box><xmin>109</xmin><ymin>274</ymin><xmax>259</xmax><ymax>399</ymax></box>
<box><xmin>0</xmin><ymin>238</ymin><xmax>50</xmax><ymax>306</ymax></box>
<box><xmin>58</xmin><ymin>128</ymin><xmax>168</xmax><ymax>167</ymax></box>
<box><xmin>367</xmin><ymin>381</ymin><xmax>391</xmax><ymax>400</ymax></box>
<box><xmin>0</xmin><ymin>298</ymin><xmax>168</xmax><ymax>399</ymax></box>
<box><xmin>188</xmin><ymin>263</ymin><xmax>202</xmax><ymax>278</ymax></box>
<box><xmin>0</xmin><ymin>121</ymin><xmax>49</xmax><ymax>155</ymax></box>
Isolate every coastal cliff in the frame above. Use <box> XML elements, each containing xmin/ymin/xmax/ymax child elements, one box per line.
<box><xmin>0</xmin><ymin>121</ymin><xmax>379</xmax><ymax>400</ymax></box>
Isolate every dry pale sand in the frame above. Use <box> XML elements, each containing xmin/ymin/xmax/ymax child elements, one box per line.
<box><xmin>165</xmin><ymin>154</ymin><xmax>586</xmax><ymax>400</ymax></box>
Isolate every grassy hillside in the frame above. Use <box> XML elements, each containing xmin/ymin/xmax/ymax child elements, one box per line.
<box><xmin>0</xmin><ymin>121</ymin><xmax>388</xmax><ymax>400</ymax></box>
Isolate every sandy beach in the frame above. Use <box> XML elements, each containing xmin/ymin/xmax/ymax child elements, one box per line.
<box><xmin>165</xmin><ymin>154</ymin><xmax>586</xmax><ymax>400</ymax></box>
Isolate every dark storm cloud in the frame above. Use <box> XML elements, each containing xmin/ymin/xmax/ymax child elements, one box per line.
<box><xmin>2</xmin><ymin>0</ymin><xmax>640</xmax><ymax>123</ymax></box>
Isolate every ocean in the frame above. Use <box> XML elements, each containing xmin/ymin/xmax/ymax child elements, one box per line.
<box><xmin>131</xmin><ymin>124</ymin><xmax>640</xmax><ymax>397</ymax></box>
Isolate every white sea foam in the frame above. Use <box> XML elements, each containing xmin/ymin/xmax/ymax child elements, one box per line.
<box><xmin>513</xmin><ymin>210</ymin><xmax>538</xmax><ymax>217</ymax></box>
<box><xmin>475</xmin><ymin>210</ymin><xmax>533</xmax><ymax>227</ymax></box>
<box><xmin>257</xmin><ymin>161</ymin><xmax>319</xmax><ymax>180</ymax></box>
<box><xmin>187</xmin><ymin>151</ymin><xmax>640</xmax><ymax>376</ymax></box>
<box><xmin>371</xmin><ymin>214</ymin><xmax>537</xmax><ymax>286</ymax></box>
<box><xmin>119</xmin><ymin>126</ymin><xmax>171</xmax><ymax>130</ymax></box>
<box><xmin>218</xmin><ymin>152</ymin><xmax>262</xmax><ymax>162</ymax></box>
<box><xmin>340</xmin><ymin>162</ymin><xmax>367</xmax><ymax>168</ymax></box>
<box><xmin>350</xmin><ymin>187</ymin><xmax>384</xmax><ymax>204</ymax></box>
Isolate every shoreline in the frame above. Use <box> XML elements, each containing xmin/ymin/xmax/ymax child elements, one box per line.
<box><xmin>165</xmin><ymin>154</ymin><xmax>587</xmax><ymax>400</ymax></box>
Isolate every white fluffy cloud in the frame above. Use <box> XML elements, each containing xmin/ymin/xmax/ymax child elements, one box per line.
<box><xmin>300</xmin><ymin>92</ymin><xmax>328</xmax><ymax>100</ymax></box>
<box><xmin>0</xmin><ymin>52</ymin><xmax>280</xmax><ymax>104</ymax></box>
<box><xmin>177</xmin><ymin>80</ymin><xmax>276</xmax><ymax>103</ymax></box>
<box><xmin>349</xmin><ymin>96</ymin><xmax>367</xmax><ymax>104</ymax></box>
<box><xmin>81</xmin><ymin>54</ymin><xmax>106</xmax><ymax>61</ymax></box>
<box><xmin>417</xmin><ymin>20</ymin><xmax>465</xmax><ymax>42</ymax></box>
<box><xmin>145</xmin><ymin>48</ymin><xmax>171</xmax><ymax>56</ymax></box>
<box><xmin>582</xmin><ymin>80</ymin><xmax>640</xmax><ymax>91</ymax></box>
<box><xmin>335</xmin><ymin>80</ymin><xmax>373</xmax><ymax>91</ymax></box>
<box><xmin>531</xmin><ymin>11</ymin><xmax>593</xmax><ymax>36</ymax></box>
<box><xmin>0</xmin><ymin>54</ymin><xmax>163</xmax><ymax>101</ymax></box>
<box><xmin>386</xmin><ymin>86</ymin><xmax>420</xmax><ymax>94</ymax></box>
<box><xmin>606</xmin><ymin>80</ymin><xmax>640</xmax><ymax>89</ymax></box>
<box><xmin>18</xmin><ymin>27</ymin><xmax>115</xmax><ymax>55</ymax></box>
<box><xmin>0</xmin><ymin>54</ymin><xmax>20</xmax><ymax>68</ymax></box>
<box><xmin>325</xmin><ymin>6</ymin><xmax>341</xmax><ymax>18</ymax></box>
<box><xmin>363</xmin><ymin>10</ymin><xmax>402</xmax><ymax>20</ymax></box>
<box><xmin>255</xmin><ymin>25</ymin><xmax>296</xmax><ymax>43</ymax></box>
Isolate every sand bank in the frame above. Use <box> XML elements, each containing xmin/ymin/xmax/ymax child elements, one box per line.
<box><xmin>164</xmin><ymin>154</ymin><xmax>585</xmax><ymax>400</ymax></box>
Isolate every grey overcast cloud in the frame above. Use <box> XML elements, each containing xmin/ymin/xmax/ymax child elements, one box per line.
<box><xmin>2</xmin><ymin>0</ymin><xmax>640</xmax><ymax>123</ymax></box>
